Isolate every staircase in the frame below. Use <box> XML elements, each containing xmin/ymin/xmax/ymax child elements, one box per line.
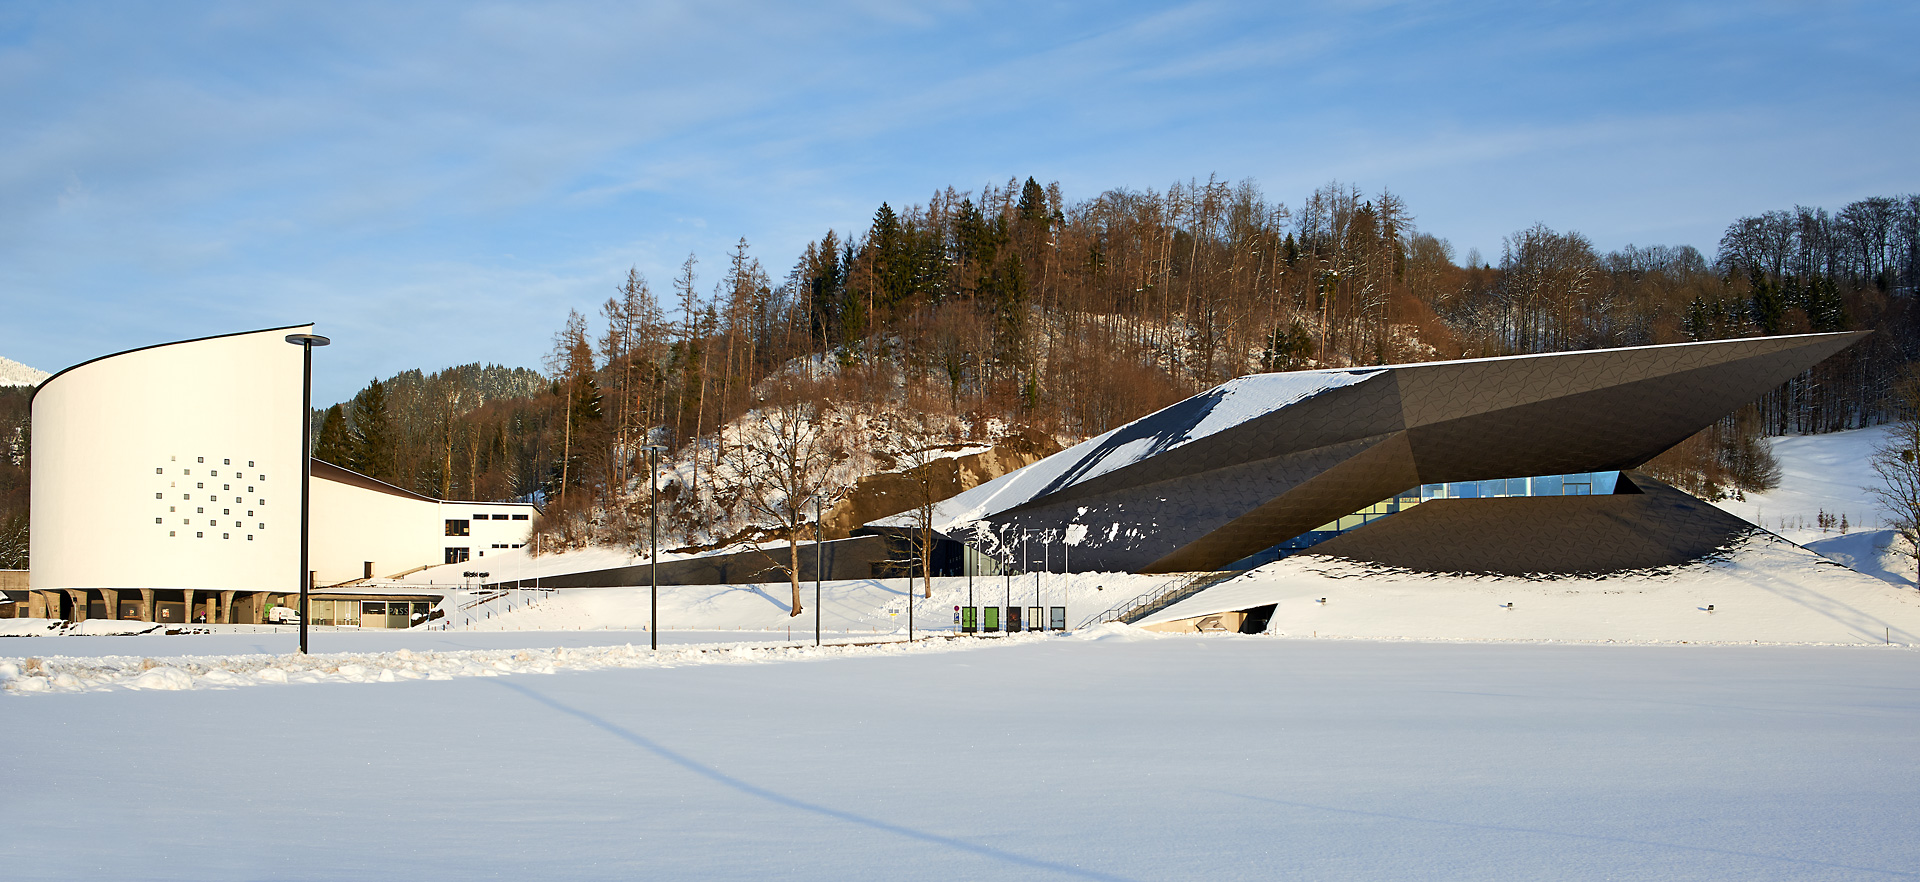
<box><xmin>1077</xmin><ymin>569</ymin><xmax>1247</xmax><ymax>628</ymax></box>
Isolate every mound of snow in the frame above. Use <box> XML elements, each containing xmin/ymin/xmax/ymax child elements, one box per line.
<box><xmin>1807</xmin><ymin>529</ymin><xmax>1913</xmax><ymax>587</ymax></box>
<box><xmin>1143</xmin><ymin>533</ymin><xmax>1920</xmax><ymax>645</ymax></box>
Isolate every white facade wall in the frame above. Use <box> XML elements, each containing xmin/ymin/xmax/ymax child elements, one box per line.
<box><xmin>309</xmin><ymin>475</ymin><xmax>532</xmax><ymax>584</ymax></box>
<box><xmin>31</xmin><ymin>326</ymin><xmax>309</xmax><ymax>592</ymax></box>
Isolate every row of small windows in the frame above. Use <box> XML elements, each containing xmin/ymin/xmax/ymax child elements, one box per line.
<box><xmin>445</xmin><ymin>514</ymin><xmax>532</xmax><ymax>535</ymax></box>
<box><xmin>489</xmin><ymin>543</ymin><xmax>526</xmax><ymax>549</ymax></box>
<box><xmin>157</xmin><ymin>461</ymin><xmax>263</xmax><ymax>479</ymax></box>
<box><xmin>167</xmin><ymin>531</ymin><xmax>255</xmax><ymax>540</ymax></box>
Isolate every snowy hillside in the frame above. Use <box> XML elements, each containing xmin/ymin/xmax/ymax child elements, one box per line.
<box><xmin>1711</xmin><ymin>424</ymin><xmax>1891</xmax><ymax>539</ymax></box>
<box><xmin>0</xmin><ymin>355</ymin><xmax>48</xmax><ymax>386</ymax></box>
<box><xmin>1705</xmin><ymin>425</ymin><xmax>1914</xmax><ymax>587</ymax></box>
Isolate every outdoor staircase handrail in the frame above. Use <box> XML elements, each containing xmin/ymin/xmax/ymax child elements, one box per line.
<box><xmin>1076</xmin><ymin>569</ymin><xmax>1248</xmax><ymax>628</ymax></box>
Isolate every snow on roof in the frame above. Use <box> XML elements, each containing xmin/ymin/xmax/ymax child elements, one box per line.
<box><xmin>925</xmin><ymin>368</ymin><xmax>1380</xmax><ymax>528</ymax></box>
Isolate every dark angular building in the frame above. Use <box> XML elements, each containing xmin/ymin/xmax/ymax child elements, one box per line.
<box><xmin>928</xmin><ymin>332</ymin><xmax>1867</xmax><ymax>575</ymax></box>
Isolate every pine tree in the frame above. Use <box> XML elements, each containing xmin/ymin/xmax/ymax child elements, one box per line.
<box><xmin>313</xmin><ymin>404</ymin><xmax>353</xmax><ymax>466</ymax></box>
<box><xmin>347</xmin><ymin>379</ymin><xmax>396</xmax><ymax>481</ymax></box>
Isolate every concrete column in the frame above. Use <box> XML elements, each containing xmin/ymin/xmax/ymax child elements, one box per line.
<box><xmin>138</xmin><ymin>588</ymin><xmax>156</xmax><ymax>622</ymax></box>
<box><xmin>101</xmin><ymin>588</ymin><xmax>120</xmax><ymax>621</ymax></box>
<box><xmin>204</xmin><ymin>596</ymin><xmax>217</xmax><ymax>624</ymax></box>
<box><xmin>64</xmin><ymin>589</ymin><xmax>89</xmax><ymax>622</ymax></box>
<box><xmin>27</xmin><ymin>591</ymin><xmax>46</xmax><ymax>619</ymax></box>
<box><xmin>219</xmin><ymin>590</ymin><xmax>236</xmax><ymax>624</ymax></box>
<box><xmin>182</xmin><ymin>589</ymin><xmax>197</xmax><ymax>624</ymax></box>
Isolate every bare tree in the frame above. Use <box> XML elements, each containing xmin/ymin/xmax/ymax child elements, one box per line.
<box><xmin>1870</xmin><ymin>371</ymin><xmax>1920</xmax><ymax>587</ymax></box>
<box><xmin>713</xmin><ymin>394</ymin><xmax>844</xmax><ymax>616</ymax></box>
<box><xmin>885</xmin><ymin>410</ymin><xmax>956</xmax><ymax>600</ymax></box>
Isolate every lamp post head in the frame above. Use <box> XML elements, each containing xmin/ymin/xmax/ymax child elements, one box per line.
<box><xmin>285</xmin><ymin>333</ymin><xmax>331</xmax><ymax>347</ymax></box>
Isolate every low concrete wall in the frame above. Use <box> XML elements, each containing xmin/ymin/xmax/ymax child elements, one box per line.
<box><xmin>498</xmin><ymin>535</ymin><xmax>894</xmax><ymax>589</ymax></box>
<box><xmin>0</xmin><ymin>570</ymin><xmax>27</xmax><ymax>591</ymax></box>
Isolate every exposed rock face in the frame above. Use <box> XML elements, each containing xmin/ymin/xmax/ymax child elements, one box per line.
<box><xmin>823</xmin><ymin>430</ymin><xmax>1060</xmax><ymax>538</ymax></box>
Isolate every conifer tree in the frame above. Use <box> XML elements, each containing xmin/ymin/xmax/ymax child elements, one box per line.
<box><xmin>313</xmin><ymin>404</ymin><xmax>353</xmax><ymax>466</ymax></box>
<box><xmin>347</xmin><ymin>379</ymin><xmax>396</xmax><ymax>481</ymax></box>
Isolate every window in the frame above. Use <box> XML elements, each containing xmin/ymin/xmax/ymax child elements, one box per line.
<box><xmin>247</xmin><ymin>486</ymin><xmax>254</xmax><ymax>492</ymax></box>
<box><xmin>208</xmin><ymin>520</ymin><xmax>216</xmax><ymax>526</ymax></box>
<box><xmin>184</xmin><ymin>469</ymin><xmax>191</xmax><ymax>475</ymax></box>
<box><xmin>195</xmin><ymin>532</ymin><xmax>203</xmax><ymax>538</ymax></box>
<box><xmin>223</xmin><ymin>484</ymin><xmax>230</xmax><ymax>490</ymax></box>
<box><xmin>169</xmin><ymin>506</ymin><xmax>175</xmax><ymax>512</ymax></box>
<box><xmin>247</xmin><ymin>535</ymin><xmax>253</xmax><ymax>541</ymax></box>
<box><xmin>258</xmin><ymin>523</ymin><xmax>264</xmax><ymax>529</ymax></box>
<box><xmin>247</xmin><ymin>510</ymin><xmax>254</xmax><ymax>517</ymax></box>
<box><xmin>196</xmin><ymin>507</ymin><xmax>204</xmax><ymax>514</ymax></box>
<box><xmin>223</xmin><ymin>459</ymin><xmax>230</xmax><ymax>465</ymax></box>
<box><xmin>258</xmin><ymin>499</ymin><xmax>265</xmax><ymax>505</ymax></box>
<box><xmin>197</xmin><ymin>457</ymin><xmax>203</xmax><ymax>463</ymax></box>
<box><xmin>445</xmin><ymin>519</ymin><xmax>470</xmax><ymax>537</ymax></box>
<box><xmin>196</xmin><ymin>482</ymin><xmax>204</xmax><ymax>489</ymax></box>
<box><xmin>155</xmin><ymin>468</ymin><xmax>163</xmax><ymax>474</ymax></box>
<box><xmin>362</xmin><ymin>601</ymin><xmax>388</xmax><ymax>615</ymax></box>
<box><xmin>182</xmin><ymin>494</ymin><xmax>190</xmax><ymax>500</ymax></box>
<box><xmin>155</xmin><ymin>517</ymin><xmax>162</xmax><ymax>524</ymax></box>
<box><xmin>473</xmin><ymin>514</ymin><xmax>487</xmax><ymax>520</ymax></box>
<box><xmin>511</xmin><ymin>514</ymin><xmax>529</xmax><ymax>521</ymax></box>
<box><xmin>222</xmin><ymin>509</ymin><xmax>230</xmax><ymax>515</ymax></box>
<box><xmin>493</xmin><ymin>514</ymin><xmax>509</xmax><ymax>520</ymax></box>
<box><xmin>155</xmin><ymin>492</ymin><xmax>163</xmax><ymax>499</ymax></box>
<box><xmin>247</xmin><ymin>461</ymin><xmax>254</xmax><ymax>467</ymax></box>
<box><xmin>169</xmin><ymin>531</ymin><xmax>176</xmax><ymax>537</ymax></box>
<box><xmin>221</xmin><ymin>533</ymin><xmax>229</xmax><ymax>539</ymax></box>
<box><xmin>445</xmin><ymin>547</ymin><xmax>470</xmax><ymax>564</ymax></box>
<box><xmin>210</xmin><ymin>470</ymin><xmax>219</xmax><ymax>477</ymax></box>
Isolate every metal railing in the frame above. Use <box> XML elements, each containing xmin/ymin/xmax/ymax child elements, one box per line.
<box><xmin>1076</xmin><ymin>569</ymin><xmax>1245</xmax><ymax>628</ymax></box>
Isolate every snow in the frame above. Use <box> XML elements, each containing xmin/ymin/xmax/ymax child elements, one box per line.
<box><xmin>0</xmin><ymin>354</ymin><xmax>49</xmax><ymax>386</ymax></box>
<box><xmin>6</xmin><ymin>634</ymin><xmax>1920</xmax><ymax>880</ymax></box>
<box><xmin>1710</xmin><ymin>424</ymin><xmax>1893</xmax><ymax>542</ymax></box>
<box><xmin>925</xmin><ymin>369</ymin><xmax>1377</xmax><ymax>528</ymax></box>
<box><xmin>1144</xmin><ymin>533</ymin><xmax>1920</xmax><ymax>644</ymax></box>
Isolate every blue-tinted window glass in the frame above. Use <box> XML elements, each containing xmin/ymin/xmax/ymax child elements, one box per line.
<box><xmin>1449</xmin><ymin>482</ymin><xmax>1477</xmax><ymax>498</ymax></box>
<box><xmin>1506</xmin><ymin>477</ymin><xmax>1527</xmax><ymax>496</ymax></box>
<box><xmin>1479</xmin><ymin>479</ymin><xmax>1502</xmax><ymax>497</ymax></box>
<box><xmin>1565</xmin><ymin>483</ymin><xmax>1591</xmax><ymax>495</ymax></box>
<box><xmin>1531</xmin><ymin>475</ymin><xmax>1561</xmax><ymax>495</ymax></box>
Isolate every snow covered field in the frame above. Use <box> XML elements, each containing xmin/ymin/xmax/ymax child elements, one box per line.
<box><xmin>5</xmin><ymin>632</ymin><xmax>1919</xmax><ymax>880</ymax></box>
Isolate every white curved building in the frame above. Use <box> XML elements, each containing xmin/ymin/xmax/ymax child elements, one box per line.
<box><xmin>27</xmin><ymin>325</ymin><xmax>535</xmax><ymax>624</ymax></box>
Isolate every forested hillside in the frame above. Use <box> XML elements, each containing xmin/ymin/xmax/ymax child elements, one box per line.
<box><xmin>304</xmin><ymin>177</ymin><xmax>1918</xmax><ymax>553</ymax></box>
<box><xmin>5</xmin><ymin>178</ymin><xmax>1915</xmax><ymax>563</ymax></box>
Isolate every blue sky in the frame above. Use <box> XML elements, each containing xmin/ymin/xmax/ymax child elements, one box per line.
<box><xmin>3</xmin><ymin>1</ymin><xmax>1915</xmax><ymax>402</ymax></box>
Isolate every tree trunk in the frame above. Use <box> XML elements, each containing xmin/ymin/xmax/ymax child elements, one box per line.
<box><xmin>789</xmin><ymin>531</ymin><xmax>804</xmax><ymax>616</ymax></box>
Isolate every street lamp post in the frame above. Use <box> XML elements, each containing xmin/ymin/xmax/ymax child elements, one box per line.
<box><xmin>814</xmin><ymin>493</ymin><xmax>823</xmax><ymax>647</ymax></box>
<box><xmin>284</xmin><ymin>332</ymin><xmax>330</xmax><ymax>655</ymax></box>
<box><xmin>643</xmin><ymin>442</ymin><xmax>667</xmax><ymax>651</ymax></box>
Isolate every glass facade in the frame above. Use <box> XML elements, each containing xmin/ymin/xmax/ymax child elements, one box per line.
<box><xmin>1228</xmin><ymin>471</ymin><xmax>1622</xmax><ymax>569</ymax></box>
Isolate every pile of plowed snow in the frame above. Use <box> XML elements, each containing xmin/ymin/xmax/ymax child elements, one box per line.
<box><xmin>0</xmin><ymin>628</ymin><xmax>1114</xmax><ymax>694</ymax></box>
